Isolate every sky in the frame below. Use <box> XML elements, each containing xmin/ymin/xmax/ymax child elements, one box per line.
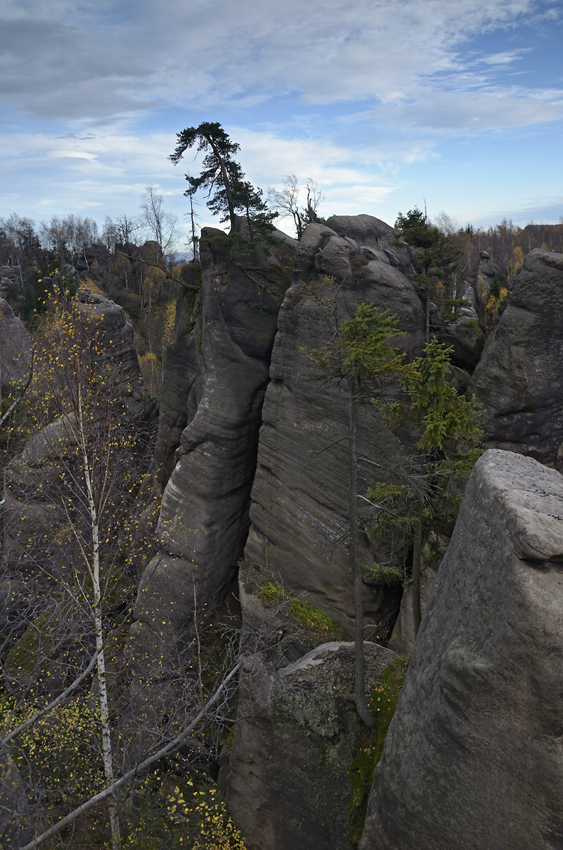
<box><xmin>1</xmin><ymin>0</ymin><xmax>562</xmax><ymax>247</ymax></box>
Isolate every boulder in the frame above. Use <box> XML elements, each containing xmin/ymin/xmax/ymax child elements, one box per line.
<box><xmin>470</xmin><ymin>249</ymin><xmax>563</xmax><ymax>464</ymax></box>
<box><xmin>359</xmin><ymin>449</ymin><xmax>563</xmax><ymax>850</ymax></box>
<box><xmin>76</xmin><ymin>288</ymin><xmax>141</xmax><ymax>383</ymax></box>
<box><xmin>228</xmin><ymin>641</ymin><xmax>397</xmax><ymax>850</ymax></box>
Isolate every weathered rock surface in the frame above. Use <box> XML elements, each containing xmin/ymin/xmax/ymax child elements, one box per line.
<box><xmin>228</xmin><ymin>641</ymin><xmax>397</xmax><ymax>850</ymax></box>
<box><xmin>474</xmin><ymin>250</ymin><xmax>502</xmax><ymax>310</ymax></box>
<box><xmin>359</xmin><ymin>449</ymin><xmax>563</xmax><ymax>850</ymax></box>
<box><xmin>0</xmin><ymin>297</ymin><xmax>32</xmax><ymax>391</ymax></box>
<box><xmin>442</xmin><ymin>301</ymin><xmax>484</xmax><ymax>370</ymax></box>
<box><xmin>243</xmin><ymin>216</ymin><xmax>424</xmax><ymax>639</ymax></box>
<box><xmin>76</xmin><ymin>288</ymin><xmax>142</xmax><ymax>383</ymax></box>
<box><xmin>3</xmin><ymin>289</ymin><xmax>151</xmax><ymax>575</ymax></box>
<box><xmin>130</xmin><ymin>226</ymin><xmax>295</xmax><ymax>690</ymax></box>
<box><xmin>3</xmin><ymin>417</ymin><xmax>74</xmax><ymax>570</ymax></box>
<box><xmin>152</xmin><ymin>265</ymin><xmax>201</xmax><ymax>486</ymax></box>
<box><xmin>470</xmin><ymin>249</ymin><xmax>563</xmax><ymax>464</ymax></box>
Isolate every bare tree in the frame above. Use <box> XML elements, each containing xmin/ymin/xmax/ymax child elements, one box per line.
<box><xmin>268</xmin><ymin>174</ymin><xmax>324</xmax><ymax>238</ymax></box>
<box><xmin>102</xmin><ymin>214</ymin><xmax>141</xmax><ymax>253</ymax></box>
<box><xmin>140</xmin><ymin>186</ymin><xmax>178</xmax><ymax>255</ymax></box>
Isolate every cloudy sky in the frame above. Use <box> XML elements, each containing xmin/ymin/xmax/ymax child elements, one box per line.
<box><xmin>1</xmin><ymin>0</ymin><xmax>562</xmax><ymax>245</ymax></box>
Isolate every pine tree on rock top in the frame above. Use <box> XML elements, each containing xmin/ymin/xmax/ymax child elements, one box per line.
<box><xmin>170</xmin><ymin>121</ymin><xmax>276</xmax><ymax>237</ymax></box>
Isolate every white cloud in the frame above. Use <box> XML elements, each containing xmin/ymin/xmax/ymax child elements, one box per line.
<box><xmin>480</xmin><ymin>50</ymin><xmax>530</xmax><ymax>65</ymax></box>
<box><xmin>1</xmin><ymin>0</ymin><xmax>562</xmax><ymax>230</ymax></box>
<box><xmin>371</xmin><ymin>86</ymin><xmax>563</xmax><ymax>135</ymax></box>
<box><xmin>0</xmin><ymin>0</ymin><xmax>548</xmax><ymax>124</ymax></box>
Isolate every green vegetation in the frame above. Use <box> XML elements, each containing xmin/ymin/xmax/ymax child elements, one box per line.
<box><xmin>170</xmin><ymin>121</ymin><xmax>277</xmax><ymax>238</ymax></box>
<box><xmin>395</xmin><ymin>207</ymin><xmax>464</xmax><ymax>342</ymax></box>
<box><xmin>258</xmin><ymin>581</ymin><xmax>342</xmax><ymax>642</ymax></box>
<box><xmin>361</xmin><ymin>562</ymin><xmax>403</xmax><ymax>586</ymax></box>
<box><xmin>372</xmin><ymin>338</ymin><xmax>483</xmax><ymax>634</ymax></box>
<box><xmin>348</xmin><ymin>657</ymin><xmax>409</xmax><ymax>846</ymax></box>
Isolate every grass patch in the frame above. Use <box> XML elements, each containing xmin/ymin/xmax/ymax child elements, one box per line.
<box><xmin>258</xmin><ymin>581</ymin><xmax>341</xmax><ymax>642</ymax></box>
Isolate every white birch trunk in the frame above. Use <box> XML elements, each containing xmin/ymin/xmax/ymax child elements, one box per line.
<box><xmin>77</xmin><ymin>390</ymin><xmax>121</xmax><ymax>850</ymax></box>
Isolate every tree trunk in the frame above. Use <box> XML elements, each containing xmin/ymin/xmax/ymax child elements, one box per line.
<box><xmin>412</xmin><ymin>494</ymin><xmax>423</xmax><ymax>638</ymax></box>
<box><xmin>78</xmin><ymin>392</ymin><xmax>121</xmax><ymax>850</ymax></box>
<box><xmin>349</xmin><ymin>377</ymin><xmax>374</xmax><ymax>730</ymax></box>
<box><xmin>205</xmin><ymin>135</ymin><xmax>236</xmax><ymax>230</ymax></box>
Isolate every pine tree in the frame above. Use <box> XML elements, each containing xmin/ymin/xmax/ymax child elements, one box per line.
<box><xmin>170</xmin><ymin>122</ymin><xmax>276</xmax><ymax>235</ymax></box>
<box><xmin>395</xmin><ymin>208</ymin><xmax>463</xmax><ymax>342</ymax></box>
<box><xmin>370</xmin><ymin>339</ymin><xmax>483</xmax><ymax>635</ymax></box>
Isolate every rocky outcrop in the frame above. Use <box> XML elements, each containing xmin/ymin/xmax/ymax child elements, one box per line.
<box><xmin>0</xmin><ymin>297</ymin><xmax>32</xmax><ymax>391</ymax></box>
<box><xmin>130</xmin><ymin>226</ymin><xmax>295</xmax><ymax>693</ymax></box>
<box><xmin>228</xmin><ymin>641</ymin><xmax>397</xmax><ymax>850</ymax></box>
<box><xmin>242</xmin><ymin>217</ymin><xmax>424</xmax><ymax>640</ymax></box>
<box><xmin>474</xmin><ymin>250</ymin><xmax>502</xmax><ymax>310</ymax></box>
<box><xmin>359</xmin><ymin>449</ymin><xmax>563</xmax><ymax>850</ymax></box>
<box><xmin>76</xmin><ymin>288</ymin><xmax>142</xmax><ymax>384</ymax></box>
<box><xmin>152</xmin><ymin>264</ymin><xmax>201</xmax><ymax>486</ymax></box>
<box><xmin>442</xmin><ymin>291</ymin><xmax>484</xmax><ymax>371</ymax></box>
<box><xmin>3</xmin><ymin>291</ymin><xmax>151</xmax><ymax>572</ymax></box>
<box><xmin>470</xmin><ymin>249</ymin><xmax>563</xmax><ymax>465</ymax></box>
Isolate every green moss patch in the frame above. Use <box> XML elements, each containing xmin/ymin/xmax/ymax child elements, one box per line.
<box><xmin>258</xmin><ymin>581</ymin><xmax>342</xmax><ymax>642</ymax></box>
<box><xmin>348</xmin><ymin>656</ymin><xmax>409</xmax><ymax>846</ymax></box>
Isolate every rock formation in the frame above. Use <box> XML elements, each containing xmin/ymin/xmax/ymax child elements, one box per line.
<box><xmin>3</xmin><ymin>292</ymin><xmax>148</xmax><ymax>571</ymax></box>
<box><xmin>5</xmin><ymin>212</ymin><xmax>563</xmax><ymax>847</ymax></box>
<box><xmin>0</xmin><ymin>297</ymin><xmax>32</xmax><ymax>392</ymax></box>
<box><xmin>228</xmin><ymin>641</ymin><xmax>397</xmax><ymax>850</ymax></box>
<box><xmin>130</xmin><ymin>225</ymin><xmax>295</xmax><ymax>694</ymax></box>
<box><xmin>75</xmin><ymin>288</ymin><xmax>142</xmax><ymax>384</ymax></box>
<box><xmin>242</xmin><ymin>216</ymin><xmax>424</xmax><ymax>641</ymax></box>
<box><xmin>152</xmin><ymin>263</ymin><xmax>201</xmax><ymax>485</ymax></box>
<box><xmin>470</xmin><ymin>249</ymin><xmax>563</xmax><ymax>465</ymax></box>
<box><xmin>359</xmin><ymin>449</ymin><xmax>563</xmax><ymax>850</ymax></box>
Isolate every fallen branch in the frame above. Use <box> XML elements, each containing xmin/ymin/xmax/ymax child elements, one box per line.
<box><xmin>1</xmin><ymin>651</ymin><xmax>99</xmax><ymax>747</ymax></box>
<box><xmin>20</xmin><ymin>661</ymin><xmax>241</xmax><ymax>850</ymax></box>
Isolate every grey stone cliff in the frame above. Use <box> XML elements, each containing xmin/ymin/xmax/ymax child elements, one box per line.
<box><xmin>242</xmin><ymin>216</ymin><xmax>424</xmax><ymax>640</ymax></box>
<box><xmin>470</xmin><ymin>249</ymin><xmax>563</xmax><ymax>465</ymax></box>
<box><xmin>359</xmin><ymin>449</ymin><xmax>563</xmax><ymax>850</ymax></box>
<box><xmin>130</xmin><ymin>226</ymin><xmax>294</xmax><ymax>693</ymax></box>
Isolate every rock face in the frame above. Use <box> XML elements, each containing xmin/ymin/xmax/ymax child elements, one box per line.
<box><xmin>0</xmin><ymin>297</ymin><xmax>32</xmax><ymax>391</ymax></box>
<box><xmin>470</xmin><ymin>249</ymin><xmax>563</xmax><ymax>465</ymax></box>
<box><xmin>242</xmin><ymin>216</ymin><xmax>424</xmax><ymax>639</ymax></box>
<box><xmin>152</xmin><ymin>265</ymin><xmax>201</xmax><ymax>486</ymax></box>
<box><xmin>228</xmin><ymin>641</ymin><xmax>397</xmax><ymax>850</ymax></box>
<box><xmin>359</xmin><ymin>449</ymin><xmax>563</xmax><ymax>850</ymax></box>
<box><xmin>76</xmin><ymin>288</ymin><xmax>141</xmax><ymax>383</ymax></box>
<box><xmin>3</xmin><ymin>291</ymin><xmax>150</xmax><ymax>575</ymax></box>
<box><xmin>130</xmin><ymin>226</ymin><xmax>294</xmax><ymax>691</ymax></box>
<box><xmin>442</xmin><ymin>292</ymin><xmax>484</xmax><ymax>371</ymax></box>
